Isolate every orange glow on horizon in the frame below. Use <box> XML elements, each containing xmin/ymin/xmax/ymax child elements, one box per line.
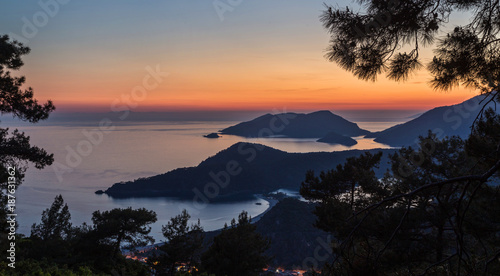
<box><xmin>45</xmin><ymin>68</ymin><xmax>477</xmax><ymax>113</ymax></box>
<box><xmin>21</xmin><ymin>30</ymin><xmax>477</xmax><ymax>114</ymax></box>
<box><xmin>7</xmin><ymin>1</ymin><xmax>479</xmax><ymax>117</ymax></box>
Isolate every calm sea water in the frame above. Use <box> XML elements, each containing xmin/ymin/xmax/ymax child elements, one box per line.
<box><xmin>11</xmin><ymin>120</ymin><xmax>401</xmax><ymax>242</ymax></box>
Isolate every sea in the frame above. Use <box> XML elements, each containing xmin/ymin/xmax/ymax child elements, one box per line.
<box><xmin>6</xmin><ymin>118</ymin><xmax>405</xmax><ymax>242</ymax></box>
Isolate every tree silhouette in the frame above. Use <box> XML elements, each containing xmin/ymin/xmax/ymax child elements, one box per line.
<box><xmin>91</xmin><ymin>207</ymin><xmax>157</xmax><ymax>259</ymax></box>
<box><xmin>202</xmin><ymin>211</ymin><xmax>271</xmax><ymax>276</ymax></box>
<box><xmin>31</xmin><ymin>194</ymin><xmax>72</xmax><ymax>241</ymax></box>
<box><xmin>302</xmin><ymin>131</ymin><xmax>500</xmax><ymax>274</ymax></box>
<box><xmin>10</xmin><ymin>204</ymin><xmax>154</xmax><ymax>275</ymax></box>
<box><xmin>0</xmin><ymin>34</ymin><xmax>55</xmax><ymax>260</ymax></box>
<box><xmin>152</xmin><ymin>209</ymin><xmax>204</xmax><ymax>275</ymax></box>
<box><xmin>322</xmin><ymin>0</ymin><xmax>500</xmax><ymax>94</ymax></box>
<box><xmin>23</xmin><ymin>195</ymin><xmax>75</xmax><ymax>265</ymax></box>
<box><xmin>312</xmin><ymin>1</ymin><xmax>500</xmax><ymax>274</ymax></box>
<box><xmin>0</xmin><ymin>35</ymin><xmax>55</xmax><ymax>186</ymax></box>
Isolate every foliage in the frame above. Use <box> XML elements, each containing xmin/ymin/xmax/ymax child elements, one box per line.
<box><xmin>11</xmin><ymin>200</ymin><xmax>155</xmax><ymax>275</ymax></box>
<box><xmin>0</xmin><ymin>34</ymin><xmax>55</xmax><ymax>261</ymax></box>
<box><xmin>301</xmin><ymin>120</ymin><xmax>500</xmax><ymax>274</ymax></box>
<box><xmin>0</xmin><ymin>34</ymin><xmax>55</xmax><ymax>187</ymax></box>
<box><xmin>0</xmin><ymin>260</ymin><xmax>95</xmax><ymax>276</ymax></box>
<box><xmin>201</xmin><ymin>211</ymin><xmax>271</xmax><ymax>276</ymax></box>
<box><xmin>91</xmin><ymin>207</ymin><xmax>157</xmax><ymax>258</ymax></box>
<box><xmin>0</xmin><ymin>256</ymin><xmax>149</xmax><ymax>276</ymax></box>
<box><xmin>322</xmin><ymin>0</ymin><xmax>500</xmax><ymax>93</ymax></box>
<box><xmin>318</xmin><ymin>1</ymin><xmax>500</xmax><ymax>274</ymax></box>
<box><xmin>31</xmin><ymin>194</ymin><xmax>72</xmax><ymax>241</ymax></box>
<box><xmin>152</xmin><ymin>209</ymin><xmax>204</xmax><ymax>275</ymax></box>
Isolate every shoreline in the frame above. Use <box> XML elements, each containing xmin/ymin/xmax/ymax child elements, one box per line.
<box><xmin>124</xmin><ymin>194</ymin><xmax>280</xmax><ymax>255</ymax></box>
<box><xmin>251</xmin><ymin>194</ymin><xmax>279</xmax><ymax>223</ymax></box>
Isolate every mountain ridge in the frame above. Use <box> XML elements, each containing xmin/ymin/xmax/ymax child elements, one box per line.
<box><xmin>102</xmin><ymin>142</ymin><xmax>395</xmax><ymax>200</ymax></box>
<box><xmin>366</xmin><ymin>95</ymin><xmax>495</xmax><ymax>146</ymax></box>
<box><xmin>220</xmin><ymin>110</ymin><xmax>370</xmax><ymax>139</ymax></box>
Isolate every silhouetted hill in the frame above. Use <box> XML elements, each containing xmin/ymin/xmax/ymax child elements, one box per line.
<box><xmin>317</xmin><ymin>131</ymin><xmax>357</xmax><ymax>146</ymax></box>
<box><xmin>220</xmin><ymin>110</ymin><xmax>370</xmax><ymax>138</ymax></box>
<box><xmin>103</xmin><ymin>142</ymin><xmax>395</xmax><ymax>200</ymax></box>
<box><xmin>255</xmin><ymin>198</ymin><xmax>330</xmax><ymax>269</ymax></box>
<box><xmin>366</xmin><ymin>95</ymin><xmax>495</xmax><ymax>147</ymax></box>
<box><xmin>202</xmin><ymin>198</ymin><xmax>330</xmax><ymax>269</ymax></box>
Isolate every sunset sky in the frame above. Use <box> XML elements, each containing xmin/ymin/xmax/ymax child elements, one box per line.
<box><xmin>1</xmin><ymin>1</ymin><xmax>477</xmax><ymax>115</ymax></box>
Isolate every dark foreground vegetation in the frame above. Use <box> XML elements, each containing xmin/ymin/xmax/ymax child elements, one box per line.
<box><xmin>3</xmin><ymin>0</ymin><xmax>500</xmax><ymax>274</ymax></box>
<box><xmin>304</xmin><ymin>0</ymin><xmax>500</xmax><ymax>273</ymax></box>
<box><xmin>302</xmin><ymin>125</ymin><xmax>500</xmax><ymax>275</ymax></box>
<box><xmin>0</xmin><ymin>195</ymin><xmax>279</xmax><ymax>276</ymax></box>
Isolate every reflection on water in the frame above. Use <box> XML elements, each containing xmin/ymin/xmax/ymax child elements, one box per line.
<box><xmin>17</xmin><ymin>185</ymin><xmax>269</xmax><ymax>242</ymax></box>
<box><xmin>243</xmin><ymin>135</ymin><xmax>393</xmax><ymax>153</ymax></box>
<box><xmin>356</xmin><ymin>121</ymin><xmax>404</xmax><ymax>132</ymax></box>
<box><xmin>16</xmin><ymin>120</ymin><xmax>402</xmax><ymax>241</ymax></box>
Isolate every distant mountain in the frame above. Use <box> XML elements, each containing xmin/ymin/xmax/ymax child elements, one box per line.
<box><xmin>103</xmin><ymin>142</ymin><xmax>395</xmax><ymax>200</ymax></box>
<box><xmin>366</xmin><ymin>95</ymin><xmax>495</xmax><ymax>147</ymax></box>
<box><xmin>317</xmin><ymin>131</ymin><xmax>357</xmax><ymax>146</ymax></box>
<box><xmin>220</xmin><ymin>110</ymin><xmax>370</xmax><ymax>138</ymax></box>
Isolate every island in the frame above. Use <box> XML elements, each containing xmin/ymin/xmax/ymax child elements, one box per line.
<box><xmin>101</xmin><ymin>142</ymin><xmax>395</xmax><ymax>200</ymax></box>
<box><xmin>203</xmin><ymin>133</ymin><xmax>221</xmax><ymax>138</ymax></box>
<box><xmin>220</xmin><ymin>110</ymin><xmax>370</xmax><ymax>138</ymax></box>
<box><xmin>317</xmin><ymin>131</ymin><xmax>357</xmax><ymax>146</ymax></box>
